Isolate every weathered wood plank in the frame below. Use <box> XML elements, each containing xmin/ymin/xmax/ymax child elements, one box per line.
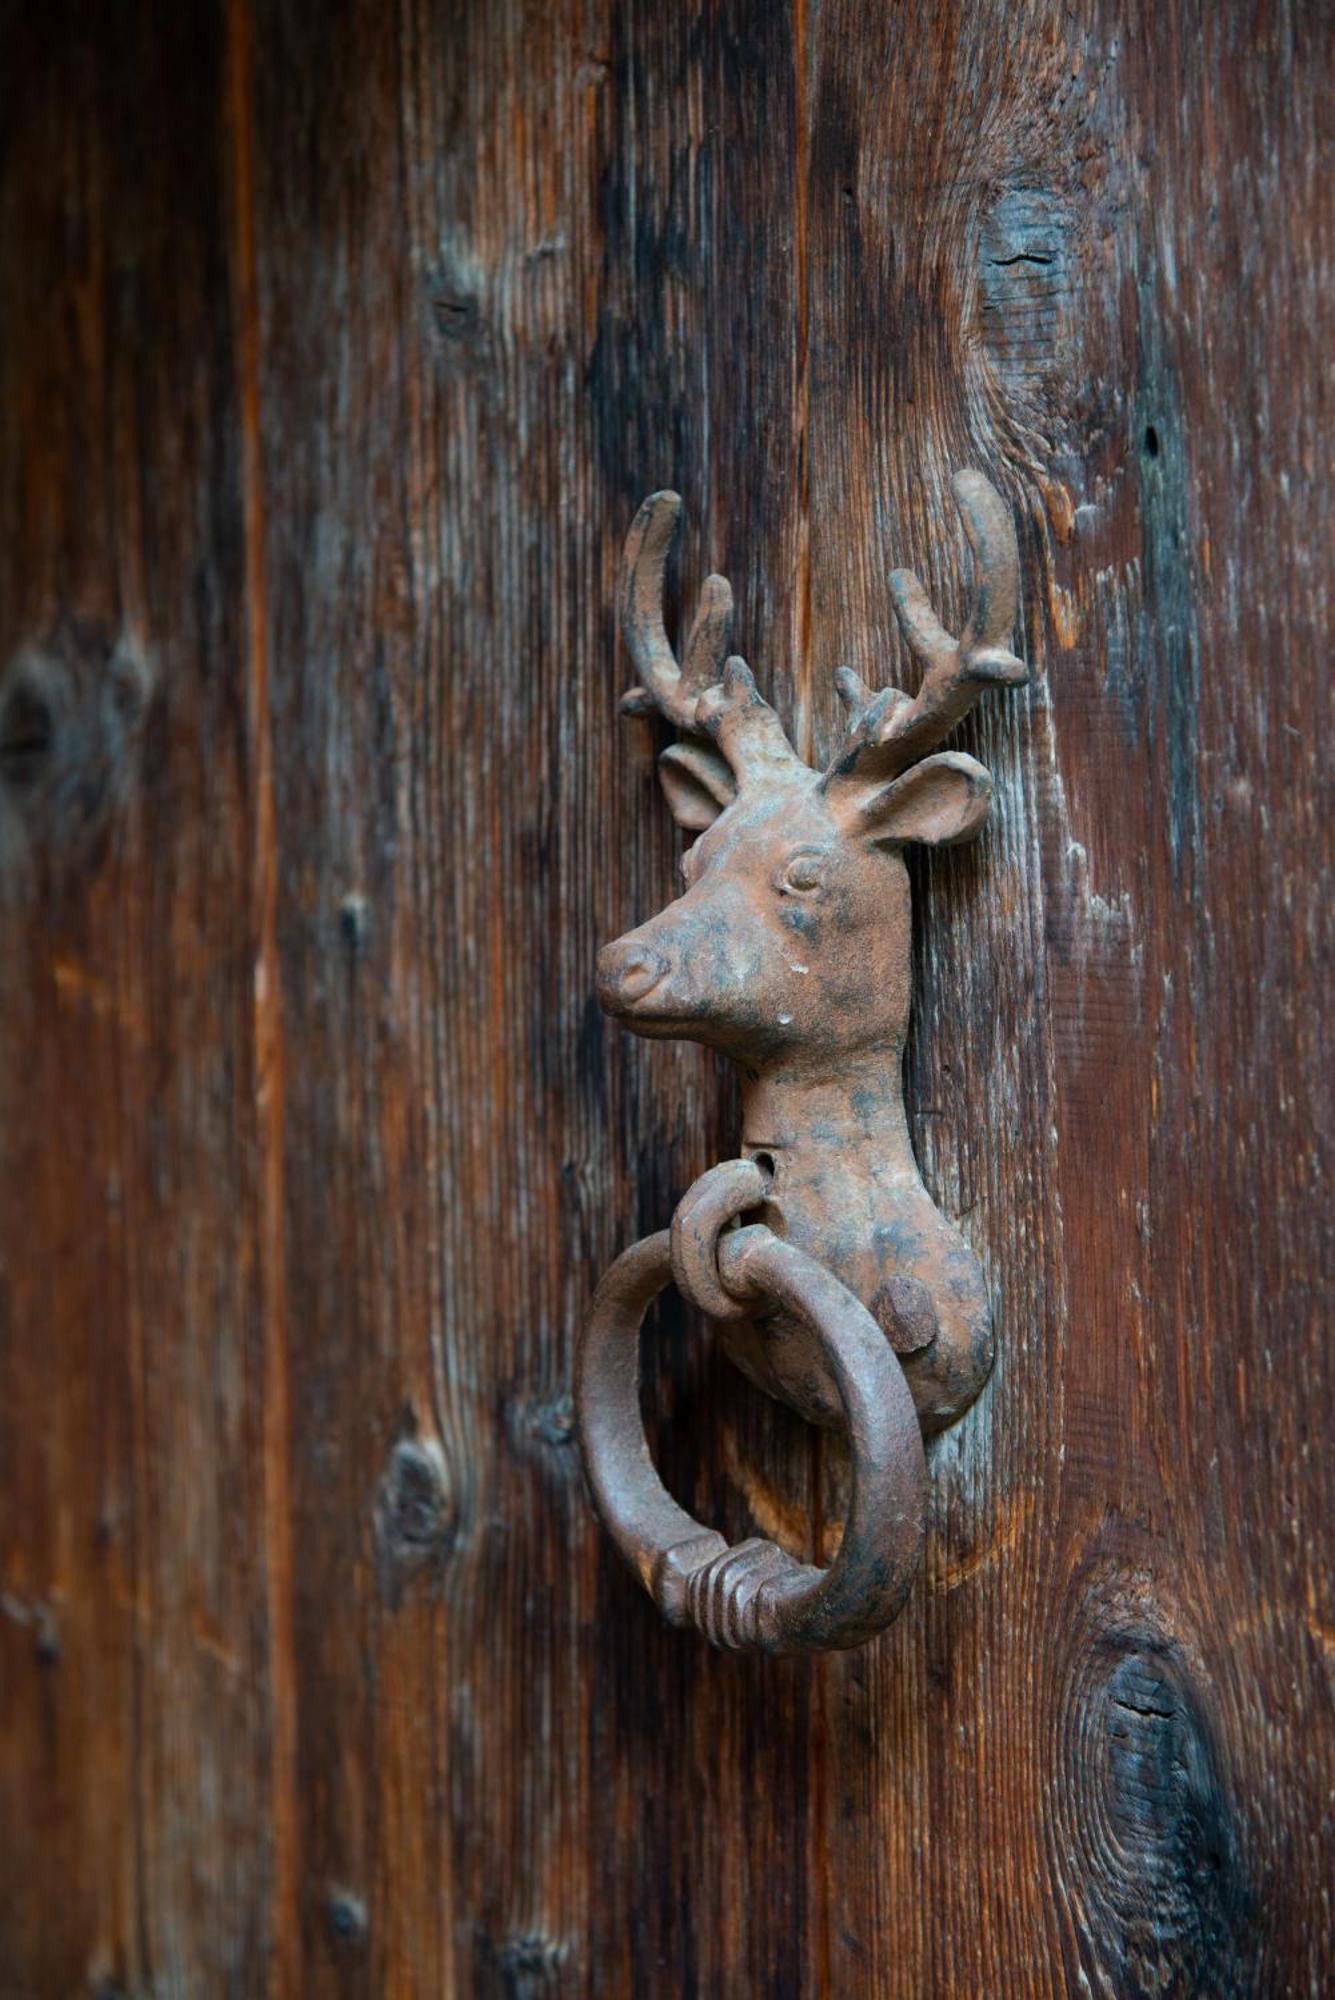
<box><xmin>0</xmin><ymin>1</ymin><xmax>1329</xmax><ymax>1995</ymax></box>
<box><xmin>247</xmin><ymin>1</ymin><xmax>828</xmax><ymax>1989</ymax></box>
<box><xmin>800</xmin><ymin>4</ymin><xmax>1333</xmax><ymax>1994</ymax></box>
<box><xmin>0</xmin><ymin>1</ymin><xmax>290</xmax><ymax>1991</ymax></box>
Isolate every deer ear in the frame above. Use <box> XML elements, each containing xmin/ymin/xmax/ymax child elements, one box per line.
<box><xmin>855</xmin><ymin>751</ymin><xmax>993</xmax><ymax>847</ymax></box>
<box><xmin>658</xmin><ymin>741</ymin><xmax>736</xmax><ymax>831</ymax></box>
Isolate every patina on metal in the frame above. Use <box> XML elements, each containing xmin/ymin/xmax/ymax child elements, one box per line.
<box><xmin>577</xmin><ymin>471</ymin><xmax>1029</xmax><ymax>1654</ymax></box>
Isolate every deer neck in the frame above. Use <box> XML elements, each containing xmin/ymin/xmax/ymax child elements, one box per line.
<box><xmin>739</xmin><ymin>1045</ymin><xmax>917</xmax><ymax>1180</ymax></box>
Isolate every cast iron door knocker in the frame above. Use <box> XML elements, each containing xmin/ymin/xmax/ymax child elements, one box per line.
<box><xmin>576</xmin><ymin>471</ymin><xmax>1030</xmax><ymax>1654</ymax></box>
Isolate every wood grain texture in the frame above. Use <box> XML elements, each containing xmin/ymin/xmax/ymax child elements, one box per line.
<box><xmin>0</xmin><ymin>0</ymin><xmax>1329</xmax><ymax>1994</ymax></box>
<box><xmin>0</xmin><ymin>3</ymin><xmax>289</xmax><ymax>1991</ymax></box>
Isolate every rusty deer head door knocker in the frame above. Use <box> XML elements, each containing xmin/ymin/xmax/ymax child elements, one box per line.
<box><xmin>576</xmin><ymin>471</ymin><xmax>1029</xmax><ymax>1654</ymax></box>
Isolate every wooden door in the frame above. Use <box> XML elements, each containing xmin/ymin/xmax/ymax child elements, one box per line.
<box><xmin>1</xmin><ymin>2</ymin><xmax>1329</xmax><ymax>1994</ymax></box>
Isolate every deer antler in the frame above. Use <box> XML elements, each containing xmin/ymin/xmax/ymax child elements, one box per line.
<box><xmin>619</xmin><ymin>493</ymin><xmax>806</xmax><ymax>812</ymax></box>
<box><xmin>822</xmin><ymin>470</ymin><xmax>1028</xmax><ymax>792</ymax></box>
<box><xmin>619</xmin><ymin>491</ymin><xmax>735</xmax><ymax>729</ymax></box>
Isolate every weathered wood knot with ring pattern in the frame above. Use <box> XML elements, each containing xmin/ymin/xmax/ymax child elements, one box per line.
<box><xmin>576</xmin><ymin>470</ymin><xmax>1033</xmax><ymax>1654</ymax></box>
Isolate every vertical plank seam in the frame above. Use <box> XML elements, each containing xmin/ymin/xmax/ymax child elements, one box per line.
<box><xmin>793</xmin><ymin>5</ymin><xmax>834</xmax><ymax>1992</ymax></box>
<box><xmin>794</xmin><ymin>0</ymin><xmax>814</xmax><ymax>763</ymax></box>
<box><xmin>225</xmin><ymin>1</ymin><xmax>300</xmax><ymax>1989</ymax></box>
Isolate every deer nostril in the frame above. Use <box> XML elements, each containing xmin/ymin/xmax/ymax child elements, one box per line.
<box><xmin>597</xmin><ymin>940</ymin><xmax>669</xmax><ymax>1008</ymax></box>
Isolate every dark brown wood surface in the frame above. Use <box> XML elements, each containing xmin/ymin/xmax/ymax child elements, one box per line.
<box><xmin>1</xmin><ymin>1</ymin><xmax>1330</xmax><ymax>1993</ymax></box>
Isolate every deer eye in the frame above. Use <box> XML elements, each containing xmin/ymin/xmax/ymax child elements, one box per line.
<box><xmin>777</xmin><ymin>850</ymin><xmax>828</xmax><ymax>896</ymax></box>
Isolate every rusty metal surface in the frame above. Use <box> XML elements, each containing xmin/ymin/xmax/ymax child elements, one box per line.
<box><xmin>577</xmin><ymin>1227</ymin><xmax>926</xmax><ymax>1655</ymax></box>
<box><xmin>669</xmin><ymin>1156</ymin><xmax>769</xmax><ymax>1325</ymax></box>
<box><xmin>578</xmin><ymin>471</ymin><xmax>1030</xmax><ymax>1651</ymax></box>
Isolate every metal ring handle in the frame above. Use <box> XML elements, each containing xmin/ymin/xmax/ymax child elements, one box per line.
<box><xmin>576</xmin><ymin>1224</ymin><xmax>927</xmax><ymax>1654</ymax></box>
<box><xmin>669</xmin><ymin>1156</ymin><xmax>769</xmax><ymax>1323</ymax></box>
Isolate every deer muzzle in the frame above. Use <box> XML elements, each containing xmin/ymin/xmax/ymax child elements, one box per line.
<box><xmin>596</xmin><ymin>936</ymin><xmax>670</xmax><ymax>1011</ymax></box>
